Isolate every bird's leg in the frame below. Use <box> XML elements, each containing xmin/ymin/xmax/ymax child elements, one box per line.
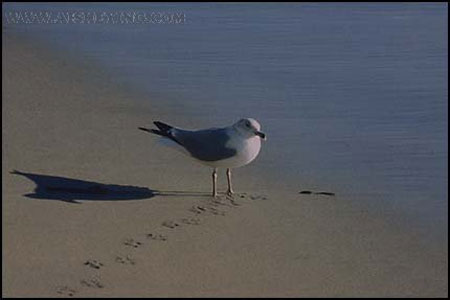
<box><xmin>212</xmin><ymin>168</ymin><xmax>218</xmax><ymax>198</ymax></box>
<box><xmin>226</xmin><ymin>168</ymin><xmax>234</xmax><ymax>196</ymax></box>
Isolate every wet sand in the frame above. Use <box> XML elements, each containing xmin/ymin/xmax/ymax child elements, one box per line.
<box><xmin>2</xmin><ymin>34</ymin><xmax>447</xmax><ymax>297</ymax></box>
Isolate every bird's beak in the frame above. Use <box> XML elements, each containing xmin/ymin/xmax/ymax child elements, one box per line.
<box><xmin>255</xmin><ymin>131</ymin><xmax>266</xmax><ymax>140</ymax></box>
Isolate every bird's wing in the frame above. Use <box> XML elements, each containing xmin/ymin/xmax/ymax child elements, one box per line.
<box><xmin>173</xmin><ymin>127</ymin><xmax>237</xmax><ymax>162</ymax></box>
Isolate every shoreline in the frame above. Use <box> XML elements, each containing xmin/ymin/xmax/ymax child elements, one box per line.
<box><xmin>3</xmin><ymin>33</ymin><xmax>448</xmax><ymax>297</ymax></box>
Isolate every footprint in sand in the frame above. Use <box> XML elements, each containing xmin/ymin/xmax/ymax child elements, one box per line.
<box><xmin>123</xmin><ymin>238</ymin><xmax>142</xmax><ymax>248</ymax></box>
<box><xmin>181</xmin><ymin>217</ymin><xmax>202</xmax><ymax>225</ymax></box>
<box><xmin>249</xmin><ymin>194</ymin><xmax>268</xmax><ymax>201</ymax></box>
<box><xmin>162</xmin><ymin>220</ymin><xmax>180</xmax><ymax>229</ymax></box>
<box><xmin>209</xmin><ymin>195</ymin><xmax>241</xmax><ymax>207</ymax></box>
<box><xmin>226</xmin><ymin>195</ymin><xmax>242</xmax><ymax>206</ymax></box>
<box><xmin>189</xmin><ymin>205</ymin><xmax>226</xmax><ymax>216</ymax></box>
<box><xmin>146</xmin><ymin>232</ymin><xmax>168</xmax><ymax>241</ymax></box>
<box><xmin>83</xmin><ymin>259</ymin><xmax>104</xmax><ymax>269</ymax></box>
<box><xmin>115</xmin><ymin>255</ymin><xmax>136</xmax><ymax>265</ymax></box>
<box><xmin>56</xmin><ymin>285</ymin><xmax>77</xmax><ymax>297</ymax></box>
<box><xmin>189</xmin><ymin>205</ymin><xmax>207</xmax><ymax>214</ymax></box>
<box><xmin>205</xmin><ymin>206</ymin><xmax>226</xmax><ymax>216</ymax></box>
<box><xmin>238</xmin><ymin>192</ymin><xmax>252</xmax><ymax>198</ymax></box>
<box><xmin>234</xmin><ymin>192</ymin><xmax>267</xmax><ymax>201</ymax></box>
<box><xmin>80</xmin><ymin>276</ymin><xmax>104</xmax><ymax>289</ymax></box>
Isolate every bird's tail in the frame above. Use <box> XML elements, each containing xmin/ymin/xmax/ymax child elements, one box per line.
<box><xmin>138</xmin><ymin>121</ymin><xmax>181</xmax><ymax>145</ymax></box>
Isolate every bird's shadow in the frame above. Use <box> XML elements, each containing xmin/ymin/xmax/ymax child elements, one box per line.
<box><xmin>11</xmin><ymin>170</ymin><xmax>209</xmax><ymax>204</ymax></box>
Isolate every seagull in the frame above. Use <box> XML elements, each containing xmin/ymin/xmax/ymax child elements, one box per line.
<box><xmin>139</xmin><ymin>118</ymin><xmax>266</xmax><ymax>197</ymax></box>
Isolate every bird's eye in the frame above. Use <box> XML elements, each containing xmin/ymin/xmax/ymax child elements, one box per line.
<box><xmin>245</xmin><ymin>121</ymin><xmax>251</xmax><ymax>127</ymax></box>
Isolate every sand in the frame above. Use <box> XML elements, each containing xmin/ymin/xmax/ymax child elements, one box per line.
<box><xmin>2</xmin><ymin>33</ymin><xmax>448</xmax><ymax>297</ymax></box>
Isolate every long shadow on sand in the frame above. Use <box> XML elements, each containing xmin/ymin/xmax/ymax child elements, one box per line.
<box><xmin>11</xmin><ymin>170</ymin><xmax>209</xmax><ymax>204</ymax></box>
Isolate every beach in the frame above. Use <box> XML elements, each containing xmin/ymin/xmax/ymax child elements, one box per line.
<box><xmin>2</xmin><ymin>33</ymin><xmax>448</xmax><ymax>298</ymax></box>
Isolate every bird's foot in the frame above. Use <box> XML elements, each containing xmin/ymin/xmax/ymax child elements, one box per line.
<box><xmin>225</xmin><ymin>190</ymin><xmax>241</xmax><ymax>206</ymax></box>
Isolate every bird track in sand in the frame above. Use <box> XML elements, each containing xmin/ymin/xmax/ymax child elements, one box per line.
<box><xmin>146</xmin><ymin>232</ymin><xmax>168</xmax><ymax>241</ymax></box>
<box><xmin>84</xmin><ymin>259</ymin><xmax>104</xmax><ymax>269</ymax></box>
<box><xmin>115</xmin><ymin>254</ymin><xmax>136</xmax><ymax>265</ymax></box>
<box><xmin>56</xmin><ymin>285</ymin><xmax>77</xmax><ymax>297</ymax></box>
<box><xmin>80</xmin><ymin>276</ymin><xmax>104</xmax><ymax>289</ymax></box>
<box><xmin>123</xmin><ymin>238</ymin><xmax>143</xmax><ymax>248</ymax></box>
<box><xmin>56</xmin><ymin>193</ymin><xmax>267</xmax><ymax>296</ymax></box>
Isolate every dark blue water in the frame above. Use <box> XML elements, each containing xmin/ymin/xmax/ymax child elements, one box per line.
<box><xmin>3</xmin><ymin>3</ymin><xmax>448</xmax><ymax>239</ymax></box>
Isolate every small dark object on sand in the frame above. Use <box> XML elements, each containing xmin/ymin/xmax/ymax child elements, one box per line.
<box><xmin>299</xmin><ymin>190</ymin><xmax>335</xmax><ymax>196</ymax></box>
<box><xmin>315</xmin><ymin>192</ymin><xmax>335</xmax><ymax>196</ymax></box>
<box><xmin>299</xmin><ymin>190</ymin><xmax>312</xmax><ymax>194</ymax></box>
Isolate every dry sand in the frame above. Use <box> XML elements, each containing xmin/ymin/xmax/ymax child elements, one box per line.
<box><xmin>2</xmin><ymin>34</ymin><xmax>448</xmax><ymax>297</ymax></box>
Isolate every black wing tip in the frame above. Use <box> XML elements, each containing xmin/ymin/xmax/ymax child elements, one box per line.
<box><xmin>139</xmin><ymin>122</ymin><xmax>179</xmax><ymax>143</ymax></box>
<box><xmin>153</xmin><ymin>121</ymin><xmax>173</xmax><ymax>133</ymax></box>
<box><xmin>138</xmin><ymin>127</ymin><xmax>164</xmax><ymax>136</ymax></box>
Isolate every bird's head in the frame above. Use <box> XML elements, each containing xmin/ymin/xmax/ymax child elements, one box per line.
<box><xmin>233</xmin><ymin>118</ymin><xmax>266</xmax><ymax>140</ymax></box>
